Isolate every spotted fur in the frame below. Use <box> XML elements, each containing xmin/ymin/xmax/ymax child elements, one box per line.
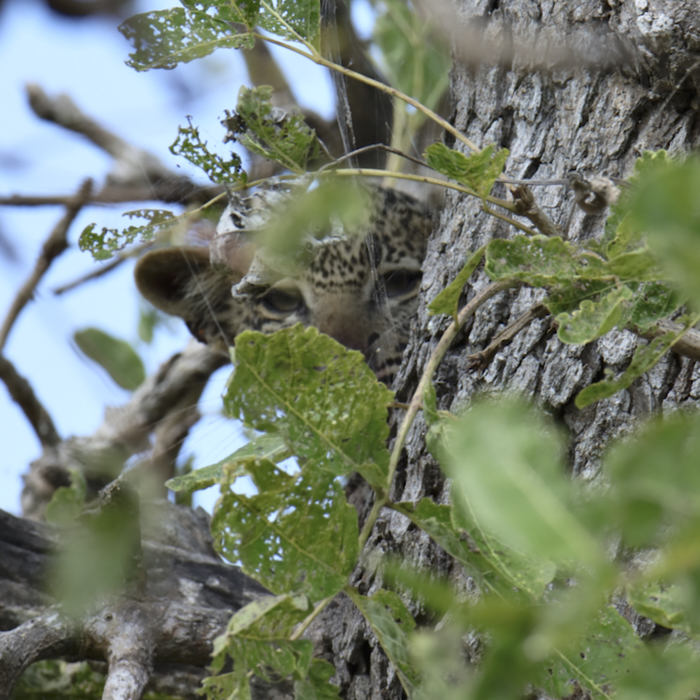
<box><xmin>135</xmin><ymin>188</ymin><xmax>432</xmax><ymax>383</ymax></box>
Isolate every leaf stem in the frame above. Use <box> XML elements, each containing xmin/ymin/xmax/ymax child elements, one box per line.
<box><xmin>358</xmin><ymin>279</ymin><xmax>520</xmax><ymax>551</ymax></box>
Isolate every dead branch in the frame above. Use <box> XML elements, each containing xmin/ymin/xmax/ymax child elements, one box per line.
<box><xmin>0</xmin><ymin>179</ymin><xmax>93</xmax><ymax>350</ymax></box>
<box><xmin>21</xmin><ymin>341</ymin><xmax>227</xmax><ymax>520</ymax></box>
<box><xmin>0</xmin><ymin>498</ymin><xmax>270</xmax><ymax>700</ymax></box>
<box><xmin>0</xmin><ymin>354</ymin><xmax>61</xmax><ymax>449</ymax></box>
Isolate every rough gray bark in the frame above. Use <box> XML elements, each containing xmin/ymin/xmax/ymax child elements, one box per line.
<box><xmin>308</xmin><ymin>2</ymin><xmax>700</xmax><ymax>698</ymax></box>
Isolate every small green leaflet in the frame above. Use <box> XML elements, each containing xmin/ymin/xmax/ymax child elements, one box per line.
<box><xmin>424</xmin><ymin>142</ymin><xmax>508</xmax><ymax>199</ymax></box>
<box><xmin>45</xmin><ymin>469</ymin><xmax>87</xmax><ymax>524</ymax></box>
<box><xmin>556</xmin><ymin>286</ymin><xmax>633</xmax><ymax>344</ymax></box>
<box><xmin>209</xmin><ymin>593</ymin><xmax>317</xmax><ymax>698</ymax></box>
<box><xmin>73</xmin><ymin>328</ymin><xmax>145</xmax><ymax>390</ymax></box>
<box><xmin>225</xmin><ymin>325</ymin><xmax>393</xmax><ymax>490</ymax></box>
<box><xmin>348</xmin><ymin>589</ymin><xmax>418</xmax><ymax>697</ymax></box>
<box><xmin>120</xmin><ymin>4</ymin><xmax>255</xmax><ymax>72</ymax></box>
<box><xmin>80</xmin><ymin>209</ymin><xmax>176</xmax><ymax>260</ymax></box>
<box><xmin>170</xmin><ymin>117</ymin><xmax>245</xmax><ymax>184</ymax></box>
<box><xmin>212</xmin><ymin>463</ymin><xmax>358</xmax><ymax>600</ymax></box>
<box><xmin>226</xmin><ymin>85</ymin><xmax>320</xmax><ymax>174</ymax></box>
<box><xmin>627</xmin><ymin>581</ymin><xmax>696</xmax><ymax>636</ymax></box>
<box><xmin>165</xmin><ymin>433</ymin><xmax>289</xmax><ymax>492</ymax></box>
<box><xmin>574</xmin><ymin>330</ymin><xmax>683</xmax><ymax>408</ymax></box>
<box><xmin>428</xmin><ymin>246</ymin><xmax>485</xmax><ymax>322</ymax></box>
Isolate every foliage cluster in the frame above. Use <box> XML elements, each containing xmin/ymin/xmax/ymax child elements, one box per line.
<box><xmin>41</xmin><ymin>1</ymin><xmax>700</xmax><ymax>699</ymax></box>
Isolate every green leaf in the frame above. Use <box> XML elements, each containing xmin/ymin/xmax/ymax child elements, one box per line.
<box><xmin>224</xmin><ymin>325</ymin><xmax>393</xmax><ymax>490</ymax></box>
<box><xmin>45</xmin><ymin>469</ymin><xmax>87</xmax><ymax>524</ymax></box>
<box><xmin>533</xmin><ymin>606</ymin><xmax>645</xmax><ymax>699</ymax></box>
<box><xmin>619</xmin><ymin>281</ymin><xmax>684</xmax><ymax>331</ymax></box>
<box><xmin>428</xmin><ymin>246</ymin><xmax>485</xmax><ymax>321</ymax></box>
<box><xmin>424</xmin><ymin>143</ymin><xmax>508</xmax><ymax>199</ymax></box>
<box><xmin>627</xmin><ymin>580</ymin><xmax>696</xmax><ymax>635</ymax></box>
<box><xmin>165</xmin><ymin>433</ymin><xmax>289</xmax><ymax>492</ymax></box>
<box><xmin>372</xmin><ymin>0</ymin><xmax>450</xmax><ymax>117</ymax></box>
<box><xmin>258</xmin><ymin>0</ymin><xmax>321</xmax><ymax>51</ymax></box>
<box><xmin>485</xmin><ymin>235</ymin><xmax>580</xmax><ymax>287</ymax></box>
<box><xmin>225</xmin><ymin>85</ymin><xmax>320</xmax><ymax>174</ymax></box>
<box><xmin>120</xmin><ymin>4</ymin><xmax>254</xmax><ymax>72</ymax></box>
<box><xmin>443</xmin><ymin>398</ymin><xmax>603</xmax><ymax>568</ymax></box>
<box><xmin>348</xmin><ymin>588</ymin><xmax>418</xmax><ymax>696</ymax></box>
<box><xmin>556</xmin><ymin>286</ymin><xmax>633</xmax><ymax>344</ymax></box>
<box><xmin>574</xmin><ymin>330</ymin><xmax>682</xmax><ymax>408</ymax></box>
<box><xmin>395</xmin><ymin>499</ymin><xmax>555</xmax><ymax>599</ymax></box>
<box><xmin>210</xmin><ymin>593</ymin><xmax>315</xmax><ymax>697</ymax></box>
<box><xmin>74</xmin><ymin>328</ymin><xmax>145</xmax><ymax>390</ymax></box>
<box><xmin>212</xmin><ymin>464</ymin><xmax>358</xmax><ymax>599</ymax></box>
<box><xmin>295</xmin><ymin>659</ymin><xmax>342</xmax><ymax>699</ymax></box>
<box><xmin>170</xmin><ymin>117</ymin><xmax>245</xmax><ymax>184</ymax></box>
<box><xmin>79</xmin><ymin>209</ymin><xmax>177</xmax><ymax>260</ymax></box>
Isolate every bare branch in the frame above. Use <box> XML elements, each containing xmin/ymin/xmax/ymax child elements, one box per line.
<box><xmin>21</xmin><ymin>342</ymin><xmax>227</xmax><ymax>519</ymax></box>
<box><xmin>0</xmin><ymin>178</ymin><xmax>93</xmax><ymax>351</ymax></box>
<box><xmin>0</xmin><ymin>354</ymin><xmax>61</xmax><ymax>448</ymax></box>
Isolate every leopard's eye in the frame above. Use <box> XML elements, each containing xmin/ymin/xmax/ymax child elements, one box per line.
<box><xmin>381</xmin><ymin>269</ymin><xmax>422</xmax><ymax>298</ymax></box>
<box><xmin>260</xmin><ymin>288</ymin><xmax>304</xmax><ymax>316</ymax></box>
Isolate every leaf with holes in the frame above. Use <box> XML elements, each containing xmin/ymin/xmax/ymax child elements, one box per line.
<box><xmin>170</xmin><ymin>118</ymin><xmax>245</xmax><ymax>184</ymax></box>
<box><xmin>212</xmin><ymin>462</ymin><xmax>358</xmax><ymax>600</ymax></box>
<box><xmin>80</xmin><ymin>209</ymin><xmax>177</xmax><ymax>260</ymax></box>
<box><xmin>225</xmin><ymin>325</ymin><xmax>393</xmax><ymax>489</ymax></box>
<box><xmin>226</xmin><ymin>85</ymin><xmax>320</xmax><ymax>174</ymax></box>
<box><xmin>120</xmin><ymin>3</ymin><xmax>255</xmax><ymax>72</ymax></box>
<box><xmin>257</xmin><ymin>0</ymin><xmax>321</xmax><ymax>51</ymax></box>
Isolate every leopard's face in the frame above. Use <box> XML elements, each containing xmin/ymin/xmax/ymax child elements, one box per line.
<box><xmin>135</xmin><ymin>188</ymin><xmax>432</xmax><ymax>383</ymax></box>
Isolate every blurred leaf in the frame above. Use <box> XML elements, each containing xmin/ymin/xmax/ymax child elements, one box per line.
<box><xmin>224</xmin><ymin>325</ymin><xmax>393</xmax><ymax>490</ymax></box>
<box><xmin>395</xmin><ymin>498</ymin><xmax>555</xmax><ymax>598</ymax></box>
<box><xmin>627</xmin><ymin>580</ymin><xmax>696</xmax><ymax>636</ymax></box>
<box><xmin>372</xmin><ymin>0</ymin><xmax>450</xmax><ymax>120</ymax></box>
<box><xmin>348</xmin><ymin>589</ymin><xmax>418</xmax><ymax>696</ymax></box>
<box><xmin>615</xmin><ymin>642</ymin><xmax>700</xmax><ymax>700</ymax></box>
<box><xmin>80</xmin><ymin>209</ymin><xmax>176</xmax><ymax>261</ymax></box>
<box><xmin>606</xmin><ymin>411</ymin><xmax>700</xmax><ymax>548</ymax></box>
<box><xmin>170</xmin><ymin>117</ymin><xmax>245</xmax><ymax>184</ymax></box>
<box><xmin>556</xmin><ymin>286</ymin><xmax>633</xmax><ymax>344</ymax></box>
<box><xmin>224</xmin><ymin>85</ymin><xmax>320</xmax><ymax>174</ymax></box>
<box><xmin>74</xmin><ymin>328</ymin><xmax>145</xmax><ymax>390</ymax></box>
<box><xmin>294</xmin><ymin>659</ymin><xmax>342</xmax><ymax>699</ymax></box>
<box><xmin>443</xmin><ymin>399</ymin><xmax>603</xmax><ymax>567</ymax></box>
<box><xmin>428</xmin><ymin>246</ymin><xmax>485</xmax><ymax>321</ymax></box>
<box><xmin>212</xmin><ymin>463</ymin><xmax>358</xmax><ymax>599</ymax></box>
<box><xmin>575</xmin><ymin>330</ymin><xmax>683</xmax><ymax>408</ymax></box>
<box><xmin>424</xmin><ymin>143</ymin><xmax>508</xmax><ymax>199</ymax></box>
<box><xmin>619</xmin><ymin>281</ymin><xmax>684</xmax><ymax>331</ymax></box>
<box><xmin>45</xmin><ymin>469</ymin><xmax>86</xmax><ymax>525</ymax></box>
<box><xmin>12</xmin><ymin>660</ymin><xmax>106</xmax><ymax>699</ymax></box>
<box><xmin>533</xmin><ymin>606</ymin><xmax>644</xmax><ymax>699</ymax></box>
<box><xmin>629</xmin><ymin>152</ymin><xmax>700</xmax><ymax>306</ymax></box>
<box><xmin>120</xmin><ymin>3</ymin><xmax>254</xmax><ymax>72</ymax></box>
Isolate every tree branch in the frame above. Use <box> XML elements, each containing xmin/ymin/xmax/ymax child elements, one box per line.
<box><xmin>0</xmin><ymin>178</ymin><xmax>93</xmax><ymax>350</ymax></box>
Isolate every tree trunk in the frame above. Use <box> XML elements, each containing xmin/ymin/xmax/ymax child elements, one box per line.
<box><xmin>307</xmin><ymin>2</ymin><xmax>700</xmax><ymax>698</ymax></box>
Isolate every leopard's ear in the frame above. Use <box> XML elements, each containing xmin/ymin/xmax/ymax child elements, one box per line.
<box><xmin>134</xmin><ymin>246</ymin><xmax>240</xmax><ymax>346</ymax></box>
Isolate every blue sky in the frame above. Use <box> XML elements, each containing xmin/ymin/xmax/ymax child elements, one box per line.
<box><xmin>0</xmin><ymin>0</ymin><xmax>346</xmax><ymax>514</ymax></box>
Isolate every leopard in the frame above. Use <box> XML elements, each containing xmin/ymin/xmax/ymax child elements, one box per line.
<box><xmin>134</xmin><ymin>186</ymin><xmax>433</xmax><ymax>384</ymax></box>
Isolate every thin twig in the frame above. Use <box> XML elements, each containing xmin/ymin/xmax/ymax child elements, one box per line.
<box><xmin>0</xmin><ymin>179</ymin><xmax>93</xmax><ymax>350</ymax></box>
<box><xmin>53</xmin><ymin>241</ymin><xmax>154</xmax><ymax>296</ymax></box>
<box><xmin>0</xmin><ymin>354</ymin><xmax>61</xmax><ymax>448</ymax></box>
<box><xmin>466</xmin><ymin>303</ymin><xmax>550</xmax><ymax>368</ymax></box>
<box><xmin>358</xmin><ymin>280</ymin><xmax>520</xmax><ymax>550</ymax></box>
